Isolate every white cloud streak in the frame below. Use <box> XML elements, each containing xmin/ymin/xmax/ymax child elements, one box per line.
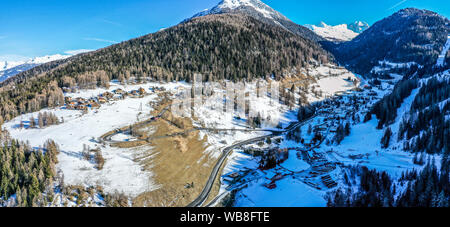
<box><xmin>83</xmin><ymin>37</ymin><xmax>119</xmax><ymax>44</ymax></box>
<box><xmin>64</xmin><ymin>49</ymin><xmax>94</xmax><ymax>55</ymax></box>
<box><xmin>101</xmin><ymin>19</ymin><xmax>123</xmax><ymax>27</ymax></box>
<box><xmin>387</xmin><ymin>0</ymin><xmax>408</xmax><ymax>11</ymax></box>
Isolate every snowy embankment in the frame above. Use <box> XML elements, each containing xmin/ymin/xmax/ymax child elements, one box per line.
<box><xmin>235</xmin><ymin>176</ymin><xmax>326</xmax><ymax>207</ymax></box>
<box><xmin>436</xmin><ymin>35</ymin><xmax>450</xmax><ymax>67</ymax></box>
<box><xmin>3</xmin><ymin>81</ymin><xmax>188</xmax><ymax>197</ymax></box>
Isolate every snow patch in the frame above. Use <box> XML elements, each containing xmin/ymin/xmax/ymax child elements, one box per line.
<box><xmin>436</xmin><ymin>35</ymin><xmax>450</xmax><ymax>67</ymax></box>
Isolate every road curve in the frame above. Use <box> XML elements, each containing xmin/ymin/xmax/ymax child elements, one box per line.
<box><xmin>187</xmin><ymin>115</ymin><xmax>315</xmax><ymax>207</ymax></box>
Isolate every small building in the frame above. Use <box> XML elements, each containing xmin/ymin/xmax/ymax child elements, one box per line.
<box><xmin>76</xmin><ymin>97</ymin><xmax>86</xmax><ymax>103</ymax></box>
<box><xmin>364</xmin><ymin>85</ymin><xmax>373</xmax><ymax>90</ymax></box>
<box><xmin>90</xmin><ymin>102</ymin><xmax>101</xmax><ymax>109</ymax></box>
<box><xmin>138</xmin><ymin>87</ymin><xmax>146</xmax><ymax>95</ymax></box>
<box><xmin>129</xmin><ymin>90</ymin><xmax>140</xmax><ymax>97</ymax></box>
<box><xmin>329</xmin><ymin>126</ymin><xmax>338</xmax><ymax>133</ymax></box>
<box><xmin>98</xmin><ymin>97</ymin><xmax>107</xmax><ymax>104</ymax></box>
<box><xmin>76</xmin><ymin>105</ymin><xmax>88</xmax><ymax>111</ymax></box>
<box><xmin>65</xmin><ymin>97</ymin><xmax>73</xmax><ymax>103</ymax></box>
<box><xmin>114</xmin><ymin>88</ymin><xmax>126</xmax><ymax>95</ymax></box>
<box><xmin>101</xmin><ymin>91</ymin><xmax>114</xmax><ymax>100</ymax></box>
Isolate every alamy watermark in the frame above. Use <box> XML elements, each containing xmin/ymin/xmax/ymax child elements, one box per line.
<box><xmin>171</xmin><ymin>74</ymin><xmax>285</xmax><ymax>126</ymax></box>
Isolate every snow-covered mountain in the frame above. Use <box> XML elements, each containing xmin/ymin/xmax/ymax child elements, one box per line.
<box><xmin>186</xmin><ymin>0</ymin><xmax>323</xmax><ymax>42</ymax></box>
<box><xmin>305</xmin><ymin>22</ymin><xmax>360</xmax><ymax>42</ymax></box>
<box><xmin>327</xmin><ymin>8</ymin><xmax>450</xmax><ymax>75</ymax></box>
<box><xmin>348</xmin><ymin>21</ymin><xmax>370</xmax><ymax>33</ymax></box>
<box><xmin>190</xmin><ymin>0</ymin><xmax>289</xmax><ymax>22</ymax></box>
<box><xmin>0</xmin><ymin>54</ymin><xmax>72</xmax><ymax>82</ymax></box>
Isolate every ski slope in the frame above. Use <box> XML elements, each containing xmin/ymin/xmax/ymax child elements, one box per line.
<box><xmin>436</xmin><ymin>35</ymin><xmax>450</xmax><ymax>67</ymax></box>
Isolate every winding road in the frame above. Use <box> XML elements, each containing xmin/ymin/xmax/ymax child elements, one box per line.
<box><xmin>187</xmin><ymin>115</ymin><xmax>315</xmax><ymax>207</ymax></box>
<box><xmin>98</xmin><ymin>100</ymin><xmax>315</xmax><ymax>208</ymax></box>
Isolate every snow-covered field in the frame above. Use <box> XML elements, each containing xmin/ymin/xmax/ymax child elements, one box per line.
<box><xmin>235</xmin><ymin>176</ymin><xmax>326</xmax><ymax>207</ymax></box>
<box><xmin>3</xmin><ymin>64</ymin><xmax>362</xmax><ymax>204</ymax></box>
<box><xmin>3</xmin><ymin>81</ymin><xmax>190</xmax><ymax>197</ymax></box>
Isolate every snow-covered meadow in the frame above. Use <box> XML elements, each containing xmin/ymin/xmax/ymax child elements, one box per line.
<box><xmin>3</xmin><ymin>81</ymin><xmax>190</xmax><ymax>197</ymax></box>
<box><xmin>3</xmin><ymin>64</ymin><xmax>361</xmax><ymax>203</ymax></box>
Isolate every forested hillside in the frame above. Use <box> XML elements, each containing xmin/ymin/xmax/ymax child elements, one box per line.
<box><xmin>325</xmin><ymin>8</ymin><xmax>450</xmax><ymax>75</ymax></box>
<box><xmin>0</xmin><ymin>139</ymin><xmax>59</xmax><ymax>207</ymax></box>
<box><xmin>327</xmin><ymin>161</ymin><xmax>450</xmax><ymax>207</ymax></box>
<box><xmin>0</xmin><ymin>13</ymin><xmax>332</xmax><ymax>122</ymax></box>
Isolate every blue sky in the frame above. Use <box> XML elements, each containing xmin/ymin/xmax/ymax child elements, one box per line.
<box><xmin>0</xmin><ymin>0</ymin><xmax>448</xmax><ymax>60</ymax></box>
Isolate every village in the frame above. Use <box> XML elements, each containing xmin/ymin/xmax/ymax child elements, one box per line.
<box><xmin>64</xmin><ymin>86</ymin><xmax>167</xmax><ymax>112</ymax></box>
<box><xmin>215</xmin><ymin>76</ymin><xmax>396</xmax><ymax>206</ymax></box>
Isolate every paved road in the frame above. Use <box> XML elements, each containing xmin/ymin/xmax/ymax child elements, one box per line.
<box><xmin>98</xmin><ymin>101</ymin><xmax>314</xmax><ymax>207</ymax></box>
<box><xmin>187</xmin><ymin>115</ymin><xmax>315</xmax><ymax>207</ymax></box>
<box><xmin>102</xmin><ymin>104</ymin><xmax>282</xmax><ymax>143</ymax></box>
<box><xmin>100</xmin><ymin>106</ymin><xmax>170</xmax><ymax>142</ymax></box>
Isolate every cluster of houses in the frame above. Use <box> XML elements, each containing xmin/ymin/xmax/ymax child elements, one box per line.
<box><xmin>313</xmin><ymin>86</ymin><xmax>380</xmax><ymax>135</ymax></box>
<box><xmin>65</xmin><ymin>87</ymin><xmax>148</xmax><ymax>111</ymax></box>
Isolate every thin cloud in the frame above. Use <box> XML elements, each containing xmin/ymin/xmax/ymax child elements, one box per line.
<box><xmin>64</xmin><ymin>49</ymin><xmax>95</xmax><ymax>55</ymax></box>
<box><xmin>387</xmin><ymin>0</ymin><xmax>408</xmax><ymax>11</ymax></box>
<box><xmin>83</xmin><ymin>37</ymin><xmax>119</xmax><ymax>44</ymax></box>
<box><xmin>101</xmin><ymin>19</ymin><xmax>123</xmax><ymax>27</ymax></box>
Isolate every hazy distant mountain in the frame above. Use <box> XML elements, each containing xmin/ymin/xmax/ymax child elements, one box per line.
<box><xmin>347</xmin><ymin>21</ymin><xmax>370</xmax><ymax>33</ymax></box>
<box><xmin>325</xmin><ymin>8</ymin><xmax>450</xmax><ymax>75</ymax></box>
<box><xmin>186</xmin><ymin>0</ymin><xmax>323</xmax><ymax>42</ymax></box>
<box><xmin>0</xmin><ymin>54</ymin><xmax>72</xmax><ymax>82</ymax></box>
<box><xmin>305</xmin><ymin>22</ymin><xmax>360</xmax><ymax>41</ymax></box>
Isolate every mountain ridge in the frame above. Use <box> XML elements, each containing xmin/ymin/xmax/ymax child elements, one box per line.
<box><xmin>325</xmin><ymin>8</ymin><xmax>450</xmax><ymax>75</ymax></box>
<box><xmin>0</xmin><ymin>13</ymin><xmax>333</xmax><ymax>121</ymax></box>
<box><xmin>185</xmin><ymin>0</ymin><xmax>323</xmax><ymax>42</ymax></box>
<box><xmin>305</xmin><ymin>21</ymin><xmax>362</xmax><ymax>42</ymax></box>
<box><xmin>0</xmin><ymin>54</ymin><xmax>81</xmax><ymax>82</ymax></box>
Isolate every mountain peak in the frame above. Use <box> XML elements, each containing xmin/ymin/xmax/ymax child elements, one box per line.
<box><xmin>327</xmin><ymin>8</ymin><xmax>450</xmax><ymax>74</ymax></box>
<box><xmin>305</xmin><ymin>22</ymin><xmax>358</xmax><ymax>42</ymax></box>
<box><xmin>348</xmin><ymin>21</ymin><xmax>370</xmax><ymax>33</ymax></box>
<box><xmin>397</xmin><ymin>7</ymin><xmax>437</xmax><ymax>16</ymax></box>
<box><xmin>190</xmin><ymin>0</ymin><xmax>289</xmax><ymax>22</ymax></box>
<box><xmin>186</xmin><ymin>0</ymin><xmax>323</xmax><ymax>42</ymax></box>
<box><xmin>219</xmin><ymin>0</ymin><xmax>258</xmax><ymax>9</ymax></box>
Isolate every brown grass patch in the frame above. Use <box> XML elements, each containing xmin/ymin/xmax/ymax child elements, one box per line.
<box><xmin>111</xmin><ymin>140</ymin><xmax>148</xmax><ymax>148</ymax></box>
<box><xmin>132</xmin><ymin>110</ymin><xmax>218</xmax><ymax>207</ymax></box>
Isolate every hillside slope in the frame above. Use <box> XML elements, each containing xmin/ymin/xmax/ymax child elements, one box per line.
<box><xmin>0</xmin><ymin>13</ymin><xmax>333</xmax><ymax>121</ymax></box>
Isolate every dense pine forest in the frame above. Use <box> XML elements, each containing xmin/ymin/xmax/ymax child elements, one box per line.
<box><xmin>0</xmin><ymin>13</ymin><xmax>332</xmax><ymax>123</ymax></box>
<box><xmin>367</xmin><ymin>78</ymin><xmax>419</xmax><ymax>129</ymax></box>
<box><xmin>327</xmin><ymin>160</ymin><xmax>450</xmax><ymax>207</ymax></box>
<box><xmin>0</xmin><ymin>139</ymin><xmax>59</xmax><ymax>206</ymax></box>
<box><xmin>399</xmin><ymin>75</ymin><xmax>450</xmax><ymax>154</ymax></box>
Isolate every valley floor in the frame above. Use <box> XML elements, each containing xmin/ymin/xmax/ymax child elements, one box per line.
<box><xmin>4</xmin><ymin>64</ymin><xmax>440</xmax><ymax>207</ymax></box>
<box><xmin>211</xmin><ymin>71</ymin><xmax>444</xmax><ymax>207</ymax></box>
